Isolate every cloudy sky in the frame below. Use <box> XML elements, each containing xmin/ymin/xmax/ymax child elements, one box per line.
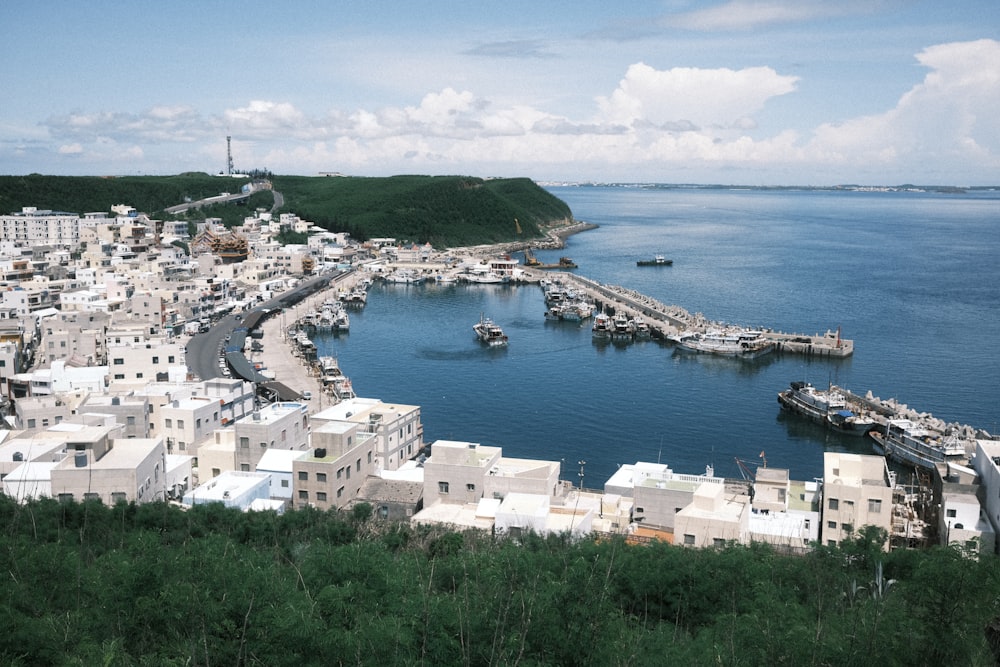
<box><xmin>3</xmin><ymin>1</ymin><xmax>999</xmax><ymax>185</ymax></box>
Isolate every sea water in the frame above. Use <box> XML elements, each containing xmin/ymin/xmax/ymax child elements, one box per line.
<box><xmin>314</xmin><ymin>186</ymin><xmax>1000</xmax><ymax>487</ymax></box>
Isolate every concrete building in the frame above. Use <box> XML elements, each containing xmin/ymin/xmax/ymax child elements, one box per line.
<box><xmin>605</xmin><ymin>462</ymin><xmax>723</xmax><ymax>532</ymax></box>
<box><xmin>291</xmin><ymin>418</ymin><xmax>377</xmax><ymax>510</ymax></box>
<box><xmin>255</xmin><ymin>448</ymin><xmax>303</xmax><ymax>503</ymax></box>
<box><xmin>971</xmin><ymin>439</ymin><xmax>1000</xmax><ymax>554</ymax></box>
<box><xmin>748</xmin><ymin>468</ymin><xmax>821</xmax><ymax>549</ymax></box>
<box><xmin>234</xmin><ymin>402</ymin><xmax>311</xmax><ymax>472</ymax></box>
<box><xmin>673</xmin><ymin>482</ymin><xmax>751</xmax><ymax>548</ymax></box>
<box><xmin>183</xmin><ymin>470</ymin><xmax>272</xmax><ymax>510</ymax></box>
<box><xmin>311</xmin><ymin>398</ymin><xmax>423</xmax><ymax>473</ymax></box>
<box><xmin>78</xmin><ymin>393</ymin><xmax>150</xmax><ymax>439</ymax></box>
<box><xmin>820</xmin><ymin>452</ymin><xmax>895</xmax><ymax>550</ymax></box>
<box><xmin>50</xmin><ymin>436</ymin><xmax>167</xmax><ymax>505</ymax></box>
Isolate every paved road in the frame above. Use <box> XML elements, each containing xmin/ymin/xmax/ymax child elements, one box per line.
<box><xmin>186</xmin><ymin>270</ymin><xmax>346</xmax><ymax>381</ymax></box>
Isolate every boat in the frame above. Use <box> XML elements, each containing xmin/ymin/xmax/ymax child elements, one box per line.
<box><xmin>637</xmin><ymin>255</ymin><xmax>673</xmax><ymax>267</ymax></box>
<box><xmin>630</xmin><ymin>315</ymin><xmax>652</xmax><ymax>339</ymax></box>
<box><xmin>669</xmin><ymin>328</ymin><xmax>774</xmax><ymax>358</ymax></box>
<box><xmin>591</xmin><ymin>312</ymin><xmax>613</xmax><ymax>340</ymax></box>
<box><xmin>869</xmin><ymin>418</ymin><xmax>973</xmax><ymax>470</ymax></box>
<box><xmin>611</xmin><ymin>312</ymin><xmax>632</xmax><ymax>340</ymax></box>
<box><xmin>560</xmin><ymin>300</ymin><xmax>595</xmax><ymax>321</ymax></box>
<box><xmin>473</xmin><ymin>313</ymin><xmax>508</xmax><ymax>346</ymax></box>
<box><xmin>383</xmin><ymin>269</ymin><xmax>425</xmax><ymax>284</ymax></box>
<box><xmin>777</xmin><ymin>381</ymin><xmax>875</xmax><ymax>436</ymax></box>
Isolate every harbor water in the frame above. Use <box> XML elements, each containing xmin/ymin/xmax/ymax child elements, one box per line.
<box><xmin>314</xmin><ymin>185</ymin><xmax>1000</xmax><ymax>488</ymax></box>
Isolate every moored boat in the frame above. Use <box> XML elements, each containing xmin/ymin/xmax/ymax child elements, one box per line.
<box><xmin>592</xmin><ymin>312</ymin><xmax>613</xmax><ymax>340</ymax></box>
<box><xmin>777</xmin><ymin>381</ymin><xmax>875</xmax><ymax>436</ymax></box>
<box><xmin>869</xmin><ymin>418</ymin><xmax>973</xmax><ymax>470</ymax></box>
<box><xmin>669</xmin><ymin>328</ymin><xmax>774</xmax><ymax>358</ymax></box>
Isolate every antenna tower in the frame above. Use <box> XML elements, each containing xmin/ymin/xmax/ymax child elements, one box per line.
<box><xmin>226</xmin><ymin>135</ymin><xmax>234</xmax><ymax>175</ymax></box>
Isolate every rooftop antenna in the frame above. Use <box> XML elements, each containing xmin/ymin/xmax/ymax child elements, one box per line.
<box><xmin>226</xmin><ymin>135</ymin><xmax>234</xmax><ymax>175</ymax></box>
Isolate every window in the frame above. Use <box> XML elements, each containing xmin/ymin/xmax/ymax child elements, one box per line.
<box><xmin>84</xmin><ymin>493</ymin><xmax>101</xmax><ymax>502</ymax></box>
<box><xmin>136</xmin><ymin>372</ymin><xmax>143</xmax><ymax>379</ymax></box>
<box><xmin>317</xmin><ymin>472</ymin><xmax>327</xmax><ymax>483</ymax></box>
<box><xmin>466</xmin><ymin>483</ymin><xmax>476</xmax><ymax>492</ymax></box>
<box><xmin>177</xmin><ymin>420</ymin><xmax>184</xmax><ymax>429</ymax></box>
<box><xmin>438</xmin><ymin>481</ymin><xmax>450</xmax><ymax>494</ymax></box>
<box><xmin>111</xmin><ymin>492</ymin><xmax>127</xmax><ymax>504</ymax></box>
<box><xmin>298</xmin><ymin>490</ymin><xmax>308</xmax><ymax>500</ymax></box>
<box><xmin>842</xmin><ymin>523</ymin><xmax>853</xmax><ymax>533</ymax></box>
<box><xmin>379</xmin><ymin>505</ymin><xmax>389</xmax><ymax>519</ymax></box>
<box><xmin>281</xmin><ymin>479</ymin><xmax>289</xmax><ymax>488</ymax></box>
<box><xmin>356</xmin><ymin>458</ymin><xmax>361</xmax><ymax>472</ymax></box>
<box><xmin>240</xmin><ymin>437</ymin><xmax>249</xmax><ymax>449</ymax></box>
<box><xmin>777</xmin><ymin>488</ymin><xmax>786</xmax><ymax>502</ymax></box>
<box><xmin>113</xmin><ymin>358</ymin><xmax>124</xmax><ymax>365</ymax></box>
<box><xmin>126</xmin><ymin>416</ymin><xmax>136</xmax><ymax>426</ymax></box>
<box><xmin>27</xmin><ymin>418</ymin><xmax>36</xmax><ymax>428</ymax></box>
<box><xmin>337</xmin><ymin>486</ymin><xmax>344</xmax><ymax>498</ymax></box>
<box><xmin>635</xmin><ymin>506</ymin><xmax>644</xmax><ymax>514</ymax></box>
<box><xmin>317</xmin><ymin>492</ymin><xmax>327</xmax><ymax>502</ymax></box>
<box><xmin>58</xmin><ymin>493</ymin><xmax>74</xmax><ymax>503</ymax></box>
<box><xmin>827</xmin><ymin>521</ymin><xmax>837</xmax><ymax>529</ymax></box>
<box><xmin>298</xmin><ymin>471</ymin><xmax>308</xmax><ymax>481</ymax></box>
<box><xmin>212</xmin><ymin>468</ymin><xmax>221</xmax><ymax>477</ymax></box>
<box><xmin>337</xmin><ymin>467</ymin><xmax>343</xmax><ymax>479</ymax></box>
<box><xmin>114</xmin><ymin>373</ymin><xmax>125</xmax><ymax>380</ymax></box>
<box><xmin>683</xmin><ymin>534</ymin><xmax>695</xmax><ymax>545</ymax></box>
<box><xmin>828</xmin><ymin>498</ymin><xmax>839</xmax><ymax>511</ymax></box>
<box><xmin>713</xmin><ymin>538</ymin><xmax>726</xmax><ymax>548</ymax></box>
<box><xmin>868</xmin><ymin>499</ymin><xmax>883</xmax><ymax>513</ymax></box>
<box><xmin>165</xmin><ymin>418</ymin><xmax>172</xmax><ymax>428</ymax></box>
<box><xmin>168</xmin><ymin>356</ymin><xmax>175</xmax><ymax>363</ymax></box>
<box><xmin>240</xmin><ymin>463</ymin><xmax>250</xmax><ymax>472</ymax></box>
<box><xmin>368</xmin><ymin>451</ymin><xmax>372</xmax><ymax>464</ymax></box>
<box><xmin>346</xmin><ymin>467</ymin><xmax>350</xmax><ymax>480</ymax></box>
<box><xmin>946</xmin><ymin>508</ymin><xmax>957</xmax><ymax>518</ymax></box>
<box><xmin>152</xmin><ymin>356</ymin><xmax>159</xmax><ymax>364</ymax></box>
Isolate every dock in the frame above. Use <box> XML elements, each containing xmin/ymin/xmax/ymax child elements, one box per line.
<box><xmin>526</xmin><ymin>268</ymin><xmax>853</xmax><ymax>357</ymax></box>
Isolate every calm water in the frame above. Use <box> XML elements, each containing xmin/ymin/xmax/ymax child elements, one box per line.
<box><xmin>315</xmin><ymin>186</ymin><xmax>1000</xmax><ymax>487</ymax></box>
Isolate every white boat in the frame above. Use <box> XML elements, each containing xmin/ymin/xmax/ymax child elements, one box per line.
<box><xmin>630</xmin><ymin>315</ymin><xmax>651</xmax><ymax>339</ymax></box>
<box><xmin>473</xmin><ymin>313</ymin><xmax>508</xmax><ymax>346</ymax></box>
<box><xmin>777</xmin><ymin>381</ymin><xmax>875</xmax><ymax>437</ymax></box>
<box><xmin>869</xmin><ymin>418</ymin><xmax>972</xmax><ymax>470</ymax></box>
<box><xmin>592</xmin><ymin>312</ymin><xmax>613</xmax><ymax>339</ymax></box>
<box><xmin>611</xmin><ymin>312</ymin><xmax>632</xmax><ymax>340</ymax></box>
<box><xmin>669</xmin><ymin>328</ymin><xmax>774</xmax><ymax>358</ymax></box>
<box><xmin>383</xmin><ymin>269</ymin><xmax>425</xmax><ymax>284</ymax></box>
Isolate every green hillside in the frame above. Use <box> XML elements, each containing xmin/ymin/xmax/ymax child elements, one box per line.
<box><xmin>270</xmin><ymin>175</ymin><xmax>572</xmax><ymax>247</ymax></box>
<box><xmin>0</xmin><ymin>173</ymin><xmax>251</xmax><ymax>215</ymax></box>
<box><xmin>1</xmin><ymin>497</ymin><xmax>997</xmax><ymax>666</ymax></box>
<box><xmin>0</xmin><ymin>173</ymin><xmax>574</xmax><ymax>248</ymax></box>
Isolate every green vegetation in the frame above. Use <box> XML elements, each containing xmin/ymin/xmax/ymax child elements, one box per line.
<box><xmin>270</xmin><ymin>175</ymin><xmax>572</xmax><ymax>247</ymax></box>
<box><xmin>0</xmin><ymin>173</ymin><xmax>573</xmax><ymax>248</ymax></box>
<box><xmin>0</xmin><ymin>173</ymin><xmax>251</xmax><ymax>216</ymax></box>
<box><xmin>1</xmin><ymin>497</ymin><xmax>997</xmax><ymax>666</ymax></box>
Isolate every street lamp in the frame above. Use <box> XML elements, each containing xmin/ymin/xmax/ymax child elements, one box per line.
<box><xmin>578</xmin><ymin>460</ymin><xmax>586</xmax><ymax>490</ymax></box>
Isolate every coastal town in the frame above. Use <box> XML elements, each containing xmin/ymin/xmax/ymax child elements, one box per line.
<box><xmin>2</xmin><ymin>193</ymin><xmax>999</xmax><ymax>557</ymax></box>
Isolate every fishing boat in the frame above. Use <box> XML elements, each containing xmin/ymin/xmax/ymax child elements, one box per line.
<box><xmin>383</xmin><ymin>269</ymin><xmax>425</xmax><ymax>284</ymax></box>
<box><xmin>777</xmin><ymin>381</ymin><xmax>875</xmax><ymax>436</ymax></box>
<box><xmin>592</xmin><ymin>312</ymin><xmax>613</xmax><ymax>340</ymax></box>
<box><xmin>869</xmin><ymin>418</ymin><xmax>973</xmax><ymax>470</ymax></box>
<box><xmin>473</xmin><ymin>313</ymin><xmax>508</xmax><ymax>346</ymax></box>
<box><xmin>637</xmin><ymin>254</ymin><xmax>673</xmax><ymax>266</ymax></box>
<box><xmin>630</xmin><ymin>315</ymin><xmax>652</xmax><ymax>339</ymax></box>
<box><xmin>669</xmin><ymin>328</ymin><xmax>774</xmax><ymax>359</ymax></box>
<box><xmin>611</xmin><ymin>312</ymin><xmax>633</xmax><ymax>340</ymax></box>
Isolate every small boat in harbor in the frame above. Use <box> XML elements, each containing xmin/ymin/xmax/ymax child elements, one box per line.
<box><xmin>637</xmin><ymin>254</ymin><xmax>673</xmax><ymax>266</ymax></box>
<box><xmin>473</xmin><ymin>313</ymin><xmax>508</xmax><ymax>346</ymax></box>
<box><xmin>611</xmin><ymin>312</ymin><xmax>632</xmax><ymax>340</ymax></box>
<box><xmin>592</xmin><ymin>312</ymin><xmax>613</xmax><ymax>340</ymax></box>
<box><xmin>630</xmin><ymin>315</ymin><xmax>652</xmax><ymax>339</ymax></box>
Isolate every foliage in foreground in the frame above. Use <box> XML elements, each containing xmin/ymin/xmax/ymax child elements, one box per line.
<box><xmin>1</xmin><ymin>496</ymin><xmax>998</xmax><ymax>666</ymax></box>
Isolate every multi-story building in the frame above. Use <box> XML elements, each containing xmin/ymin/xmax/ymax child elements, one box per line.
<box><xmin>78</xmin><ymin>393</ymin><xmax>150</xmax><ymax>439</ymax></box>
<box><xmin>292</xmin><ymin>421</ymin><xmax>376</xmax><ymax>510</ymax></box>
<box><xmin>0</xmin><ymin>207</ymin><xmax>80</xmax><ymax>247</ymax></box>
<box><xmin>606</xmin><ymin>462</ymin><xmax>724</xmax><ymax>532</ymax></box>
<box><xmin>234</xmin><ymin>402</ymin><xmax>311</xmax><ymax>472</ymax></box>
<box><xmin>50</xmin><ymin>436</ymin><xmax>167</xmax><ymax>505</ymax></box>
<box><xmin>820</xmin><ymin>452</ymin><xmax>894</xmax><ymax>550</ymax></box>
<box><xmin>312</xmin><ymin>398</ymin><xmax>423</xmax><ymax>473</ymax></box>
<box><xmin>160</xmin><ymin>395</ymin><xmax>229</xmax><ymax>457</ymax></box>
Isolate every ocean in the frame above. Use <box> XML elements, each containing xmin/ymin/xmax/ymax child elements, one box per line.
<box><xmin>314</xmin><ymin>185</ymin><xmax>1000</xmax><ymax>488</ymax></box>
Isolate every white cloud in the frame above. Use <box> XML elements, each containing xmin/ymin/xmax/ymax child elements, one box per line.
<box><xmin>58</xmin><ymin>143</ymin><xmax>83</xmax><ymax>155</ymax></box>
<box><xmin>663</xmin><ymin>0</ymin><xmax>887</xmax><ymax>32</ymax></box>
<box><xmin>596</xmin><ymin>63</ymin><xmax>798</xmax><ymax>129</ymax></box>
<box><xmin>803</xmin><ymin>39</ymin><xmax>1000</xmax><ymax>169</ymax></box>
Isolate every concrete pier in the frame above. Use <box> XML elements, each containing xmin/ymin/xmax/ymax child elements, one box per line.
<box><xmin>525</xmin><ymin>268</ymin><xmax>853</xmax><ymax>357</ymax></box>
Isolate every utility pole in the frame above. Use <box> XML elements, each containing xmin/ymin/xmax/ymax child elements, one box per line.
<box><xmin>226</xmin><ymin>135</ymin><xmax>234</xmax><ymax>176</ymax></box>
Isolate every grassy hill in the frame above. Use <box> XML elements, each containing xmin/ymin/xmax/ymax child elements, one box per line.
<box><xmin>270</xmin><ymin>174</ymin><xmax>572</xmax><ymax>247</ymax></box>
<box><xmin>0</xmin><ymin>173</ymin><xmax>574</xmax><ymax>248</ymax></box>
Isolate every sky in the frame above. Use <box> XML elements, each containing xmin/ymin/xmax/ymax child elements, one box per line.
<box><xmin>2</xmin><ymin>1</ymin><xmax>999</xmax><ymax>185</ymax></box>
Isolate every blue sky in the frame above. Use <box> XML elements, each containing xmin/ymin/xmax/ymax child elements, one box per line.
<box><xmin>3</xmin><ymin>1</ymin><xmax>998</xmax><ymax>185</ymax></box>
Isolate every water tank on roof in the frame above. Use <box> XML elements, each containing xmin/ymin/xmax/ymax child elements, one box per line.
<box><xmin>315</xmin><ymin>448</ymin><xmax>327</xmax><ymax>458</ymax></box>
<box><xmin>12</xmin><ymin>451</ymin><xmax>23</xmax><ymax>462</ymax></box>
<box><xmin>74</xmin><ymin>452</ymin><xmax>87</xmax><ymax>468</ymax></box>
